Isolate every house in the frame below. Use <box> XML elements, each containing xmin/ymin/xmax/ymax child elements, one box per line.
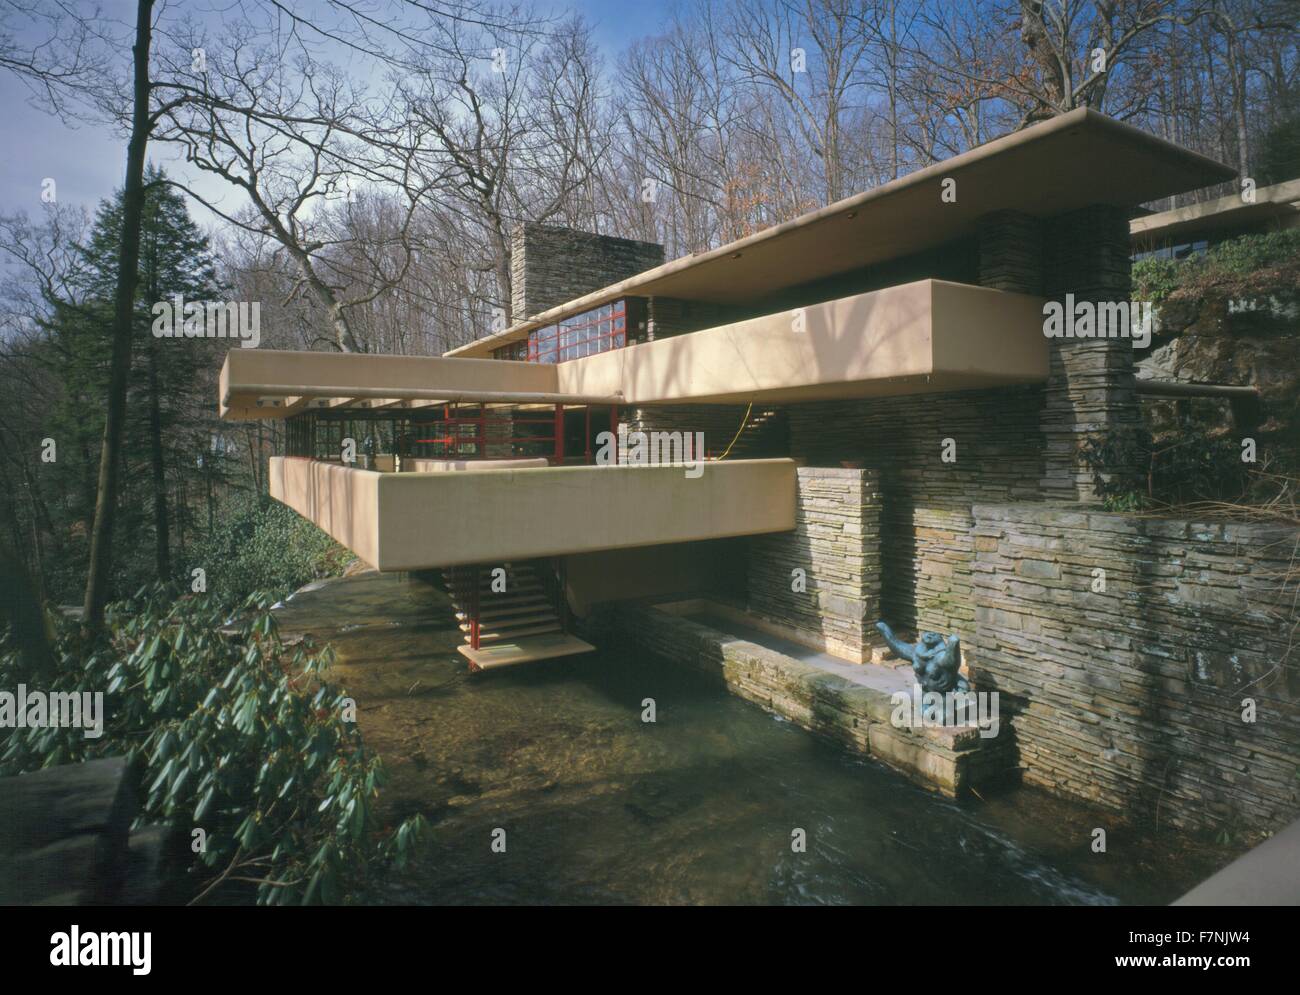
<box><xmin>218</xmin><ymin>107</ymin><xmax>1235</xmax><ymax>670</ymax></box>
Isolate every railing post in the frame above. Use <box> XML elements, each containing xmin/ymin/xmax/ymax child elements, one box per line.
<box><xmin>555</xmin><ymin>557</ymin><xmax>568</xmax><ymax>634</ymax></box>
<box><xmin>584</xmin><ymin>405</ymin><xmax>592</xmax><ymax>465</ymax></box>
<box><xmin>554</xmin><ymin>403</ymin><xmax>565</xmax><ymax>464</ymax></box>
<box><xmin>469</xmin><ymin>565</ymin><xmax>480</xmax><ymax>650</ymax></box>
<box><xmin>609</xmin><ymin>404</ymin><xmax>618</xmax><ymax>464</ymax></box>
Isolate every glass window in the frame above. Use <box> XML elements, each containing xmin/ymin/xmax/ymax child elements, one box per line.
<box><xmin>520</xmin><ymin>300</ymin><xmax>631</xmax><ymax>363</ymax></box>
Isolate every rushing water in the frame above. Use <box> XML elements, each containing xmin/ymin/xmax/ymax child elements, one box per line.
<box><xmin>273</xmin><ymin>571</ymin><xmax>1229</xmax><ymax>906</ymax></box>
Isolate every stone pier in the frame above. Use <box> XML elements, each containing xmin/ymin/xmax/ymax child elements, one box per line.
<box><xmin>747</xmin><ymin>467</ymin><xmax>882</xmax><ymax>661</ymax></box>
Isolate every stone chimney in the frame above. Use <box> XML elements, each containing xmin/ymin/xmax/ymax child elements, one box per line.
<box><xmin>509</xmin><ymin>224</ymin><xmax>665</xmax><ymax>323</ymax></box>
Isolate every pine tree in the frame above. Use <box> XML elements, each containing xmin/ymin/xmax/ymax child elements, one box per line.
<box><xmin>48</xmin><ymin>164</ymin><xmax>226</xmax><ymax>597</ymax></box>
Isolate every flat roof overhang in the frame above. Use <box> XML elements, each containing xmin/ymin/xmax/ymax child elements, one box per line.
<box><xmin>219</xmin><ymin>280</ymin><xmax>1048</xmax><ymax>418</ymax></box>
<box><xmin>449</xmin><ymin>108</ymin><xmax>1234</xmax><ymax>359</ymax></box>
<box><xmin>219</xmin><ymin>349</ymin><xmax>623</xmax><ymax>420</ymax></box>
<box><xmin>1130</xmin><ymin>178</ymin><xmax>1300</xmax><ymax>248</ymax></box>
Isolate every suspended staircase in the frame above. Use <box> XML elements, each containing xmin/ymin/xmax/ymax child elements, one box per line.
<box><xmin>442</xmin><ymin>561</ymin><xmax>595</xmax><ymax>672</ymax></box>
<box><xmin>719</xmin><ymin>407</ymin><xmax>788</xmax><ymax>460</ymax></box>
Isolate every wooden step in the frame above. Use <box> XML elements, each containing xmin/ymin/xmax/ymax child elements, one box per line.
<box><xmin>459</xmin><ymin>610</ymin><xmax>557</xmax><ymax>632</ymax></box>
<box><xmin>459</xmin><ymin>632</ymin><xmax>596</xmax><ymax>671</ymax></box>
<box><xmin>445</xmin><ymin>580</ymin><xmax>544</xmax><ymax>598</ymax></box>
<box><xmin>466</xmin><ymin>621</ymin><xmax>564</xmax><ymax>643</ymax></box>
<box><xmin>448</xmin><ymin>591</ymin><xmax>551</xmax><ymax>611</ymax></box>
<box><xmin>455</xmin><ymin>601</ymin><xmax>553</xmax><ymax>622</ymax></box>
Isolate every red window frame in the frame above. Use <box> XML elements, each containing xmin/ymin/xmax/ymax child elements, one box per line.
<box><xmin>414</xmin><ymin>403</ymin><xmax>561</xmax><ymax>462</ymax></box>
<box><xmin>527</xmin><ymin>300</ymin><xmax>627</xmax><ymax>363</ymax></box>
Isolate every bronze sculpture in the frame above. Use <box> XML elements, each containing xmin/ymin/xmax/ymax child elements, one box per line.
<box><xmin>875</xmin><ymin>621</ymin><xmax>969</xmax><ymax>694</ymax></box>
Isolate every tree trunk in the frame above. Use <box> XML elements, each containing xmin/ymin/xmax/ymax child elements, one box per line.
<box><xmin>246</xmin><ymin>424</ymin><xmax>261</xmax><ymax>493</ymax></box>
<box><xmin>176</xmin><ymin>473</ymin><xmax>185</xmax><ymax>561</ymax></box>
<box><xmin>146</xmin><ymin>333</ymin><xmax>170</xmax><ymax>579</ymax></box>
<box><xmin>1222</xmin><ymin>22</ymin><xmax>1251</xmax><ymax>184</ymax></box>
<box><xmin>1</xmin><ymin>546</ymin><xmax>56</xmax><ymax>682</ymax></box>
<box><xmin>1232</xmin><ymin>66</ymin><xmax>1250</xmax><ymax>182</ymax></box>
<box><xmin>20</xmin><ymin>461</ymin><xmax>50</xmax><ymax>603</ymax></box>
<box><xmin>285</xmin><ymin>243</ymin><xmax>363</xmax><ymax>352</ymax></box>
<box><xmin>206</xmin><ymin>459</ymin><xmax>215</xmax><ymax>535</ymax></box>
<box><xmin>81</xmin><ymin>0</ymin><xmax>154</xmax><ymax>636</ymax></box>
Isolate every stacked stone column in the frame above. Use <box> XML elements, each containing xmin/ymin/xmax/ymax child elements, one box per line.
<box><xmin>976</xmin><ymin>206</ymin><xmax>1140</xmax><ymax>504</ymax></box>
<box><xmin>978</xmin><ymin>209</ymin><xmax>1045</xmax><ymax>294</ymax></box>
<box><xmin>746</xmin><ymin>467</ymin><xmax>882</xmax><ymax>661</ymax></box>
<box><xmin>1040</xmin><ymin>205</ymin><xmax>1140</xmax><ymax>503</ymax></box>
<box><xmin>510</xmin><ymin>224</ymin><xmax>664</xmax><ymax>322</ymax></box>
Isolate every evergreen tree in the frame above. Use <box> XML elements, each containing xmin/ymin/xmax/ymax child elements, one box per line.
<box><xmin>42</xmin><ymin>164</ymin><xmax>226</xmax><ymax>597</ymax></box>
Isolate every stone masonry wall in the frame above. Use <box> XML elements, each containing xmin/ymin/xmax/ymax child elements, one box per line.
<box><xmin>484</xmin><ymin>409</ymin><xmax>513</xmax><ymax>458</ymax></box>
<box><xmin>646</xmin><ymin>297</ymin><xmax>751</xmax><ymax>339</ymax></box>
<box><xmin>510</xmin><ymin>224</ymin><xmax>664</xmax><ymax>322</ymax></box>
<box><xmin>978</xmin><ymin>209</ymin><xmax>1045</xmax><ymax>294</ymax></box>
<box><xmin>747</xmin><ymin>468</ymin><xmax>882</xmax><ymax>660</ymax></box>
<box><xmin>788</xmin><ymin>386</ymin><xmax>1045</xmax><ymax>636</ymax></box>
<box><xmin>971</xmin><ymin>503</ymin><xmax>1300</xmax><ymax>835</ymax></box>
<box><xmin>619</xmin><ymin>405</ymin><xmax>752</xmax><ymax>461</ymax></box>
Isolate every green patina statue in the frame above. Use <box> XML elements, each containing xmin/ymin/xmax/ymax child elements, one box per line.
<box><xmin>875</xmin><ymin>621</ymin><xmax>969</xmax><ymax>694</ymax></box>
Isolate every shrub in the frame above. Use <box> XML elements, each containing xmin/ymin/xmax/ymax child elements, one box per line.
<box><xmin>1081</xmin><ymin>425</ymin><xmax>1249</xmax><ymax>511</ymax></box>
<box><xmin>1133</xmin><ymin>229</ymin><xmax>1300</xmax><ymax>307</ymax></box>
<box><xmin>1131</xmin><ymin>255</ymin><xmax>1183</xmax><ymax>305</ymax></box>
<box><xmin>186</xmin><ymin>495</ymin><xmax>354</xmax><ymax>604</ymax></box>
<box><xmin>0</xmin><ymin>588</ymin><xmax>424</xmax><ymax>904</ymax></box>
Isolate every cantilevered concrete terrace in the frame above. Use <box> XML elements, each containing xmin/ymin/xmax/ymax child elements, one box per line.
<box><xmin>1130</xmin><ymin>177</ymin><xmax>1300</xmax><ymax>251</ymax></box>
<box><xmin>221</xmin><ymin>279</ymin><xmax>1048</xmax><ymax>417</ymax></box>
<box><xmin>557</xmin><ymin>279</ymin><xmax>1046</xmax><ymax>404</ymax></box>
<box><xmin>232</xmin><ymin>278</ymin><xmax>1043</xmax><ymax>572</ymax></box>
<box><xmin>268</xmin><ymin>455</ymin><xmax>796</xmax><ymax>571</ymax></box>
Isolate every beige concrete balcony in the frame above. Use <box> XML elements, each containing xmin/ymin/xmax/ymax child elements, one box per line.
<box><xmin>221</xmin><ymin>279</ymin><xmax>1047</xmax><ymax>417</ymax></box>
<box><xmin>557</xmin><ymin>279</ymin><xmax>1048</xmax><ymax>405</ymax></box>
<box><xmin>268</xmin><ymin>456</ymin><xmax>797</xmax><ymax>571</ymax></box>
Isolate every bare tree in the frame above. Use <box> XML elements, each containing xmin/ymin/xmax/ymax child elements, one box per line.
<box><xmin>1010</xmin><ymin>1</ymin><xmax>1212</xmax><ymax>125</ymax></box>
<box><xmin>722</xmin><ymin>0</ymin><xmax>874</xmax><ymax>206</ymax></box>
<box><xmin>616</xmin><ymin>16</ymin><xmax>753</xmax><ymax>251</ymax></box>
<box><xmin>399</xmin><ymin>11</ymin><xmax>607</xmax><ymax>322</ymax></box>
<box><xmin>82</xmin><ymin>0</ymin><xmax>155</xmax><ymax>634</ymax></box>
<box><xmin>149</xmin><ymin>16</ymin><xmax>432</xmax><ymax>353</ymax></box>
<box><xmin>0</xmin><ymin>0</ymin><xmax>111</xmax><ymax>116</ymax></box>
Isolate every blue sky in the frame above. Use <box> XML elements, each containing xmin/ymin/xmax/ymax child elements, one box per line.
<box><xmin>581</xmin><ymin>0</ymin><xmax>673</xmax><ymax>52</ymax></box>
<box><xmin>0</xmin><ymin>0</ymin><xmax>677</xmax><ymax>220</ymax></box>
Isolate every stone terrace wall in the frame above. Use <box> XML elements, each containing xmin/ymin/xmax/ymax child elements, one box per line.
<box><xmin>788</xmin><ymin>386</ymin><xmax>1044</xmax><ymax>636</ymax></box>
<box><xmin>971</xmin><ymin>504</ymin><xmax>1300</xmax><ymax>835</ymax></box>
<box><xmin>604</xmin><ymin>601</ymin><xmax>1017</xmax><ymax>797</ymax></box>
<box><xmin>747</xmin><ymin>468</ymin><xmax>882</xmax><ymax>660</ymax></box>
